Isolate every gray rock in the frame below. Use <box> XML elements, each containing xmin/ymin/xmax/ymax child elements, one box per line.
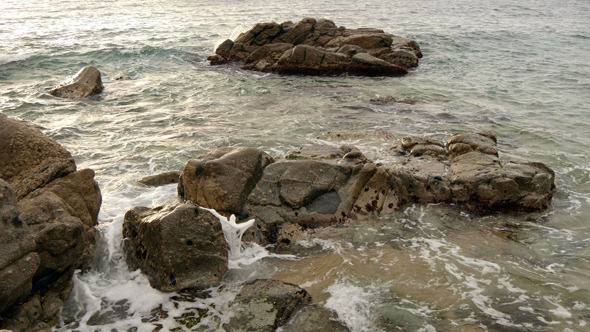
<box><xmin>49</xmin><ymin>66</ymin><xmax>104</xmax><ymax>99</ymax></box>
<box><xmin>281</xmin><ymin>304</ymin><xmax>350</xmax><ymax>332</ymax></box>
<box><xmin>224</xmin><ymin>279</ymin><xmax>311</xmax><ymax>332</ymax></box>
<box><xmin>122</xmin><ymin>204</ymin><xmax>228</xmax><ymax>291</ymax></box>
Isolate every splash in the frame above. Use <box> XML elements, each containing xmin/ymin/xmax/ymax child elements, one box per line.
<box><xmin>201</xmin><ymin>207</ymin><xmax>296</xmax><ymax>269</ymax></box>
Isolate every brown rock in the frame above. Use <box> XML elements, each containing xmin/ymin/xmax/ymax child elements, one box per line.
<box><xmin>122</xmin><ymin>204</ymin><xmax>228</xmax><ymax>291</ymax></box>
<box><xmin>178</xmin><ymin>147</ymin><xmax>274</xmax><ymax>216</ymax></box>
<box><xmin>138</xmin><ymin>170</ymin><xmax>181</xmax><ymax>187</ymax></box>
<box><xmin>0</xmin><ymin>114</ymin><xmax>76</xmax><ymax>199</ymax></box>
<box><xmin>49</xmin><ymin>66</ymin><xmax>104</xmax><ymax>99</ymax></box>
<box><xmin>209</xmin><ymin>18</ymin><xmax>422</xmax><ymax>77</ymax></box>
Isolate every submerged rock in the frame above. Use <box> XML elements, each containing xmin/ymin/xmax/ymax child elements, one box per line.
<box><xmin>122</xmin><ymin>203</ymin><xmax>228</xmax><ymax>292</ymax></box>
<box><xmin>208</xmin><ymin>18</ymin><xmax>422</xmax><ymax>76</ymax></box>
<box><xmin>178</xmin><ymin>132</ymin><xmax>555</xmax><ymax>247</ymax></box>
<box><xmin>224</xmin><ymin>279</ymin><xmax>311</xmax><ymax>332</ymax></box>
<box><xmin>0</xmin><ymin>115</ymin><xmax>101</xmax><ymax>331</ymax></box>
<box><xmin>49</xmin><ymin>66</ymin><xmax>104</xmax><ymax>99</ymax></box>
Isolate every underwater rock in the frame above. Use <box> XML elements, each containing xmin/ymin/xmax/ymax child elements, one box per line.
<box><xmin>122</xmin><ymin>203</ymin><xmax>228</xmax><ymax>292</ymax></box>
<box><xmin>177</xmin><ymin>132</ymin><xmax>555</xmax><ymax>247</ymax></box>
<box><xmin>138</xmin><ymin>170</ymin><xmax>181</xmax><ymax>187</ymax></box>
<box><xmin>224</xmin><ymin>279</ymin><xmax>311</xmax><ymax>331</ymax></box>
<box><xmin>178</xmin><ymin>147</ymin><xmax>274</xmax><ymax>216</ymax></box>
<box><xmin>0</xmin><ymin>115</ymin><xmax>101</xmax><ymax>331</ymax></box>
<box><xmin>208</xmin><ymin>18</ymin><xmax>421</xmax><ymax>76</ymax></box>
<box><xmin>49</xmin><ymin>66</ymin><xmax>104</xmax><ymax>99</ymax></box>
<box><xmin>281</xmin><ymin>304</ymin><xmax>350</xmax><ymax>332</ymax></box>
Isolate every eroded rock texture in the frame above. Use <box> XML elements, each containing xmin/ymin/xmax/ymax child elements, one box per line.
<box><xmin>178</xmin><ymin>132</ymin><xmax>554</xmax><ymax>247</ymax></box>
<box><xmin>123</xmin><ymin>204</ymin><xmax>228</xmax><ymax>292</ymax></box>
<box><xmin>209</xmin><ymin>18</ymin><xmax>422</xmax><ymax>76</ymax></box>
<box><xmin>0</xmin><ymin>114</ymin><xmax>101</xmax><ymax>331</ymax></box>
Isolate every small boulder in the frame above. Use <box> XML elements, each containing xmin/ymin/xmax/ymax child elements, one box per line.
<box><xmin>282</xmin><ymin>304</ymin><xmax>350</xmax><ymax>332</ymax></box>
<box><xmin>122</xmin><ymin>203</ymin><xmax>228</xmax><ymax>291</ymax></box>
<box><xmin>138</xmin><ymin>171</ymin><xmax>181</xmax><ymax>187</ymax></box>
<box><xmin>49</xmin><ymin>66</ymin><xmax>104</xmax><ymax>99</ymax></box>
<box><xmin>178</xmin><ymin>147</ymin><xmax>274</xmax><ymax>216</ymax></box>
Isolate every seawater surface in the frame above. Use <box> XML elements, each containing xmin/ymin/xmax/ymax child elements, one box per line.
<box><xmin>1</xmin><ymin>0</ymin><xmax>590</xmax><ymax>331</ymax></box>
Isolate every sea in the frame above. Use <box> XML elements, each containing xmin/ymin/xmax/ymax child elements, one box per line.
<box><xmin>1</xmin><ymin>0</ymin><xmax>590</xmax><ymax>331</ymax></box>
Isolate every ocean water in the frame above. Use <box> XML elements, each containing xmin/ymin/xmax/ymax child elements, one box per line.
<box><xmin>2</xmin><ymin>0</ymin><xmax>590</xmax><ymax>330</ymax></box>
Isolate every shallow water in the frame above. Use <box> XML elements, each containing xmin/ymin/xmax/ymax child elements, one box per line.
<box><xmin>2</xmin><ymin>0</ymin><xmax>590</xmax><ymax>330</ymax></box>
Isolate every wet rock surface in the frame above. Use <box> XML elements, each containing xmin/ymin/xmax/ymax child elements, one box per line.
<box><xmin>208</xmin><ymin>18</ymin><xmax>422</xmax><ymax>76</ymax></box>
<box><xmin>122</xmin><ymin>204</ymin><xmax>229</xmax><ymax>292</ymax></box>
<box><xmin>0</xmin><ymin>115</ymin><xmax>101</xmax><ymax>331</ymax></box>
<box><xmin>48</xmin><ymin>66</ymin><xmax>104</xmax><ymax>99</ymax></box>
<box><xmin>224</xmin><ymin>279</ymin><xmax>311</xmax><ymax>332</ymax></box>
<box><xmin>178</xmin><ymin>132</ymin><xmax>555</xmax><ymax>247</ymax></box>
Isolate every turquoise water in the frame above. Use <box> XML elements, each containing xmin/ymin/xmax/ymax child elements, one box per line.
<box><xmin>2</xmin><ymin>0</ymin><xmax>590</xmax><ymax>330</ymax></box>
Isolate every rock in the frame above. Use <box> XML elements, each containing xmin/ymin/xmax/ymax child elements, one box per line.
<box><xmin>0</xmin><ymin>114</ymin><xmax>76</xmax><ymax>199</ymax></box>
<box><xmin>138</xmin><ymin>171</ymin><xmax>181</xmax><ymax>187</ymax></box>
<box><xmin>224</xmin><ymin>279</ymin><xmax>311</xmax><ymax>332</ymax></box>
<box><xmin>178</xmin><ymin>147</ymin><xmax>274</xmax><ymax>216</ymax></box>
<box><xmin>122</xmin><ymin>203</ymin><xmax>228</xmax><ymax>291</ymax></box>
<box><xmin>0</xmin><ymin>115</ymin><xmax>101</xmax><ymax>330</ymax></box>
<box><xmin>49</xmin><ymin>66</ymin><xmax>104</xmax><ymax>99</ymax></box>
<box><xmin>209</xmin><ymin>18</ymin><xmax>422</xmax><ymax>76</ymax></box>
<box><xmin>178</xmin><ymin>132</ymin><xmax>555</xmax><ymax>247</ymax></box>
<box><xmin>18</xmin><ymin>168</ymin><xmax>101</xmax><ymax>291</ymax></box>
<box><xmin>281</xmin><ymin>304</ymin><xmax>350</xmax><ymax>331</ymax></box>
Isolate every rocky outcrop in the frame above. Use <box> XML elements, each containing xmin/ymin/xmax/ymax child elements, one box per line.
<box><xmin>208</xmin><ymin>18</ymin><xmax>422</xmax><ymax>76</ymax></box>
<box><xmin>49</xmin><ymin>66</ymin><xmax>104</xmax><ymax>99</ymax></box>
<box><xmin>178</xmin><ymin>132</ymin><xmax>554</xmax><ymax>247</ymax></box>
<box><xmin>0</xmin><ymin>114</ymin><xmax>101</xmax><ymax>331</ymax></box>
<box><xmin>122</xmin><ymin>204</ymin><xmax>229</xmax><ymax>292</ymax></box>
<box><xmin>224</xmin><ymin>279</ymin><xmax>311</xmax><ymax>332</ymax></box>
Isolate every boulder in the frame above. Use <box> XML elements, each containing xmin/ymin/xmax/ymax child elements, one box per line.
<box><xmin>178</xmin><ymin>147</ymin><xmax>274</xmax><ymax>216</ymax></box>
<box><xmin>0</xmin><ymin>115</ymin><xmax>101</xmax><ymax>331</ymax></box>
<box><xmin>223</xmin><ymin>279</ymin><xmax>311</xmax><ymax>332</ymax></box>
<box><xmin>0</xmin><ymin>114</ymin><xmax>76</xmax><ymax>199</ymax></box>
<box><xmin>49</xmin><ymin>66</ymin><xmax>104</xmax><ymax>99</ymax></box>
<box><xmin>122</xmin><ymin>203</ymin><xmax>228</xmax><ymax>291</ymax></box>
<box><xmin>209</xmin><ymin>18</ymin><xmax>422</xmax><ymax>76</ymax></box>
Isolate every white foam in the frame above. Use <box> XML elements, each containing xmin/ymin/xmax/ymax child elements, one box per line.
<box><xmin>201</xmin><ymin>207</ymin><xmax>296</xmax><ymax>269</ymax></box>
<box><xmin>324</xmin><ymin>280</ymin><xmax>383</xmax><ymax>332</ymax></box>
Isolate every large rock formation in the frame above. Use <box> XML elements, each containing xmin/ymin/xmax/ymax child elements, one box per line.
<box><xmin>178</xmin><ymin>132</ymin><xmax>554</xmax><ymax>246</ymax></box>
<box><xmin>208</xmin><ymin>18</ymin><xmax>422</xmax><ymax>76</ymax></box>
<box><xmin>49</xmin><ymin>66</ymin><xmax>104</xmax><ymax>99</ymax></box>
<box><xmin>122</xmin><ymin>204</ymin><xmax>229</xmax><ymax>292</ymax></box>
<box><xmin>0</xmin><ymin>114</ymin><xmax>101</xmax><ymax>331</ymax></box>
